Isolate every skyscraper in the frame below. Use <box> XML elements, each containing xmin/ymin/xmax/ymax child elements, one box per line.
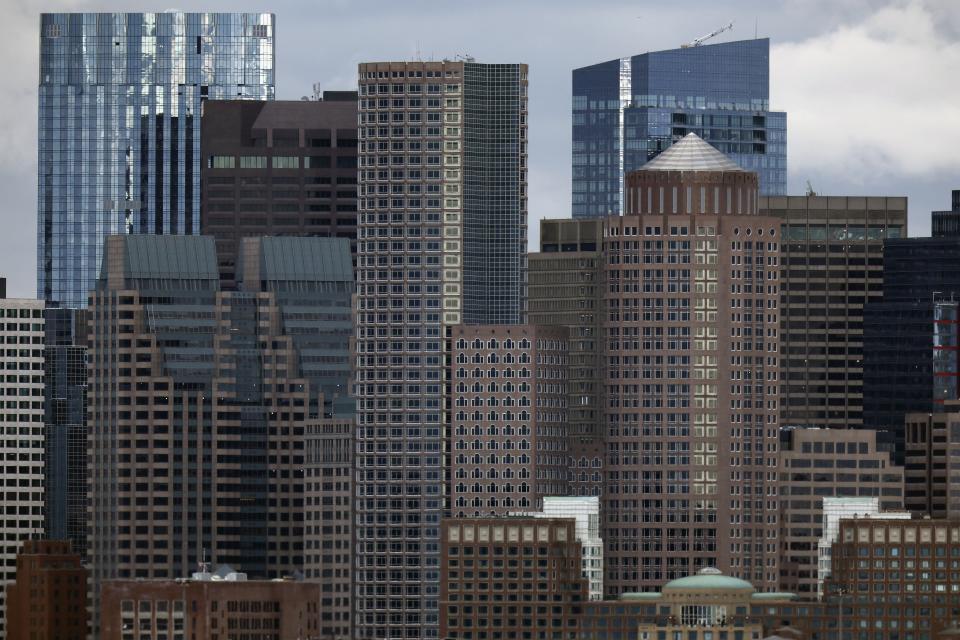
<box><xmin>763</xmin><ymin>195</ymin><xmax>907</xmax><ymax>429</ymax></box>
<box><xmin>87</xmin><ymin>234</ymin><xmax>352</xmax><ymax>630</ymax></box>
<box><xmin>200</xmin><ymin>95</ymin><xmax>359</xmax><ymax>290</ymax></box>
<box><xmin>572</xmin><ymin>38</ymin><xmax>786</xmax><ymax>218</ymax></box>
<box><xmin>0</xmin><ymin>293</ymin><xmax>45</xmax><ymax>637</ymax></box>
<box><xmin>38</xmin><ymin>11</ymin><xmax>275</xmax><ymax>308</ymax></box>
<box><xmin>354</xmin><ymin>60</ymin><xmax>528</xmax><ymax>639</ymax></box>
<box><xmin>603</xmin><ymin>133</ymin><xmax>780</xmax><ymax>593</ymax></box>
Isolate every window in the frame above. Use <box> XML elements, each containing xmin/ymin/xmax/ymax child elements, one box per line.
<box><xmin>240</xmin><ymin>156</ymin><xmax>267</xmax><ymax>169</ymax></box>
<box><xmin>273</xmin><ymin>156</ymin><xmax>300</xmax><ymax>169</ymax></box>
<box><xmin>208</xmin><ymin>155</ymin><xmax>235</xmax><ymax>169</ymax></box>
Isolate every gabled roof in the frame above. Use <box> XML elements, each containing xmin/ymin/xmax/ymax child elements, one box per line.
<box><xmin>640</xmin><ymin>132</ymin><xmax>745</xmax><ymax>172</ymax></box>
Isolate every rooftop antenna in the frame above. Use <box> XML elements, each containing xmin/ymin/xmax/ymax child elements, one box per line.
<box><xmin>681</xmin><ymin>20</ymin><xmax>734</xmax><ymax>48</ymax></box>
<box><xmin>415</xmin><ymin>40</ymin><xmax>422</xmax><ymax>62</ymax></box>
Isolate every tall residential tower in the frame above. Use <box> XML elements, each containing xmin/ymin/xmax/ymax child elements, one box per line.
<box><xmin>572</xmin><ymin>38</ymin><xmax>786</xmax><ymax>218</ymax></box>
<box><xmin>354</xmin><ymin>60</ymin><xmax>528</xmax><ymax>639</ymax></box>
<box><xmin>38</xmin><ymin>11</ymin><xmax>275</xmax><ymax>308</ymax></box>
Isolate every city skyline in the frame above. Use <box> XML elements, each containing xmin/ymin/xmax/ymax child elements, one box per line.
<box><xmin>0</xmin><ymin>0</ymin><xmax>957</xmax><ymax>296</ymax></box>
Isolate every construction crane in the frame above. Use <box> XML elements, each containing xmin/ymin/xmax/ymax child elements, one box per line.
<box><xmin>681</xmin><ymin>21</ymin><xmax>734</xmax><ymax>48</ymax></box>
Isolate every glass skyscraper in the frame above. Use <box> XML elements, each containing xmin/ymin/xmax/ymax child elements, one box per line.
<box><xmin>38</xmin><ymin>12</ymin><xmax>275</xmax><ymax>308</ymax></box>
<box><xmin>572</xmin><ymin>38</ymin><xmax>786</xmax><ymax>218</ymax></box>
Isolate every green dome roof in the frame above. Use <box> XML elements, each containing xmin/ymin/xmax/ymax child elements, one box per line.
<box><xmin>663</xmin><ymin>568</ymin><xmax>754</xmax><ymax>591</ymax></box>
<box><xmin>619</xmin><ymin>592</ymin><xmax>662</xmax><ymax>601</ymax></box>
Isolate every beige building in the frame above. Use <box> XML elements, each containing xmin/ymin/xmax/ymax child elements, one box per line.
<box><xmin>905</xmin><ymin>406</ymin><xmax>960</xmax><ymax>518</ymax></box>
<box><xmin>529</xmin><ymin>218</ymin><xmax>605</xmax><ymax>497</ymax></box>
<box><xmin>450</xmin><ymin>324</ymin><xmax>569</xmax><ymax>516</ymax></box>
<box><xmin>0</xmin><ymin>292</ymin><xmax>45</xmax><ymax>637</ymax></box>
<box><xmin>100</xmin><ymin>571</ymin><xmax>320</xmax><ymax>640</ymax></box>
<box><xmin>779</xmin><ymin>427</ymin><xmax>904</xmax><ymax>596</ymax></box>
<box><xmin>761</xmin><ymin>195</ymin><xmax>907</xmax><ymax>429</ymax></box>
<box><xmin>304</xmin><ymin>418</ymin><xmax>353</xmax><ymax>640</ymax></box>
<box><xmin>602</xmin><ymin>134</ymin><xmax>781</xmax><ymax>594</ymax></box>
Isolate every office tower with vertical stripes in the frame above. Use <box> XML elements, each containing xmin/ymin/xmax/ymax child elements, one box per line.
<box><xmin>354</xmin><ymin>60</ymin><xmax>528</xmax><ymax>639</ymax></box>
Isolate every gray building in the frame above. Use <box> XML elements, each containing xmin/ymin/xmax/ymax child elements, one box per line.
<box><xmin>87</xmin><ymin>234</ymin><xmax>352</xmax><ymax>630</ymax></box>
<box><xmin>761</xmin><ymin>195</ymin><xmax>907</xmax><ymax>429</ymax></box>
<box><xmin>38</xmin><ymin>11</ymin><xmax>275</xmax><ymax>308</ymax></box>
<box><xmin>354</xmin><ymin>60</ymin><xmax>528</xmax><ymax>639</ymax></box>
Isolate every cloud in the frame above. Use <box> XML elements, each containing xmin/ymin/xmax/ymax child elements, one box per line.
<box><xmin>773</xmin><ymin>0</ymin><xmax>960</xmax><ymax>184</ymax></box>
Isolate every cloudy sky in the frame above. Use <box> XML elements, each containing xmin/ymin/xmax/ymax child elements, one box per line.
<box><xmin>2</xmin><ymin>0</ymin><xmax>957</xmax><ymax>298</ymax></box>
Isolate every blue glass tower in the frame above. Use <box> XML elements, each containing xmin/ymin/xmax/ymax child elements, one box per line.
<box><xmin>38</xmin><ymin>12</ymin><xmax>275</xmax><ymax>308</ymax></box>
<box><xmin>572</xmin><ymin>38</ymin><xmax>786</xmax><ymax>218</ymax></box>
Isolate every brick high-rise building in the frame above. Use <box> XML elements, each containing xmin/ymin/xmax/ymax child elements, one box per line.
<box><xmin>529</xmin><ymin>219</ymin><xmax>605</xmax><ymax>497</ymax></box>
<box><xmin>87</xmin><ymin>235</ymin><xmax>353</xmax><ymax>630</ymax></box>
<box><xmin>0</xmin><ymin>293</ymin><xmax>45</xmax><ymax>636</ymax></box>
<box><xmin>439</xmin><ymin>517</ymin><xmax>588</xmax><ymax>640</ymax></box>
<box><xmin>450</xmin><ymin>324</ymin><xmax>569</xmax><ymax>517</ymax></box>
<box><xmin>778</xmin><ymin>427</ymin><xmax>904</xmax><ymax>597</ymax></box>
<box><xmin>603</xmin><ymin>133</ymin><xmax>781</xmax><ymax>594</ymax></box>
<box><xmin>100</xmin><ymin>571</ymin><xmax>320</xmax><ymax>640</ymax></box>
<box><xmin>5</xmin><ymin>540</ymin><xmax>88</xmax><ymax>640</ymax></box>
<box><xmin>304</xmin><ymin>417</ymin><xmax>353</xmax><ymax>640</ymax></box>
<box><xmin>354</xmin><ymin>60</ymin><xmax>528</xmax><ymax>639</ymax></box>
<box><xmin>761</xmin><ymin>195</ymin><xmax>907</xmax><ymax>429</ymax></box>
<box><xmin>201</xmin><ymin>96</ymin><xmax>358</xmax><ymax>289</ymax></box>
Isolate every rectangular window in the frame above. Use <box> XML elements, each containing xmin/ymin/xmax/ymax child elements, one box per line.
<box><xmin>239</xmin><ymin>156</ymin><xmax>267</xmax><ymax>169</ymax></box>
<box><xmin>273</xmin><ymin>156</ymin><xmax>300</xmax><ymax>169</ymax></box>
<box><xmin>208</xmin><ymin>155</ymin><xmax>235</xmax><ymax>169</ymax></box>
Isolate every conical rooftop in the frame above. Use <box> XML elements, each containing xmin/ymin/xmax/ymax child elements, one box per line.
<box><xmin>640</xmin><ymin>132</ymin><xmax>744</xmax><ymax>172</ymax></box>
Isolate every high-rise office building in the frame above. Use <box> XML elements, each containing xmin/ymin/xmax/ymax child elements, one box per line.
<box><xmin>354</xmin><ymin>60</ymin><xmax>528</xmax><ymax>639</ymax></box>
<box><xmin>200</xmin><ymin>95</ymin><xmax>358</xmax><ymax>289</ymax></box>
<box><xmin>603</xmin><ymin>133</ymin><xmax>780</xmax><ymax>594</ymax></box>
<box><xmin>572</xmin><ymin>38</ymin><xmax>786</xmax><ymax>218</ymax></box>
<box><xmin>931</xmin><ymin>189</ymin><xmax>960</xmax><ymax>237</ymax></box>
<box><xmin>904</xmin><ymin>405</ymin><xmax>960</xmax><ymax>519</ymax></box>
<box><xmin>762</xmin><ymin>195</ymin><xmax>907</xmax><ymax>429</ymax></box>
<box><xmin>304</xmin><ymin>417</ymin><xmax>353</xmax><ymax>640</ymax></box>
<box><xmin>450</xmin><ymin>324</ymin><xmax>569</xmax><ymax>517</ymax></box>
<box><xmin>863</xmin><ymin>197</ymin><xmax>960</xmax><ymax>461</ymax></box>
<box><xmin>42</xmin><ymin>307</ymin><xmax>88</xmax><ymax>558</ymax></box>
<box><xmin>529</xmin><ymin>219</ymin><xmax>605</xmax><ymax>497</ymax></box>
<box><xmin>87</xmin><ymin>234</ymin><xmax>352</xmax><ymax>629</ymax></box>
<box><xmin>38</xmin><ymin>11</ymin><xmax>275</xmax><ymax>308</ymax></box>
<box><xmin>778</xmin><ymin>427</ymin><xmax>904</xmax><ymax>596</ymax></box>
<box><xmin>5</xmin><ymin>540</ymin><xmax>88</xmax><ymax>640</ymax></box>
<box><xmin>0</xmin><ymin>293</ymin><xmax>45</xmax><ymax>638</ymax></box>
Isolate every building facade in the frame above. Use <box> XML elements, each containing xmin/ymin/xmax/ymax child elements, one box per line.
<box><xmin>439</xmin><ymin>517</ymin><xmax>588</xmax><ymax>640</ymax></box>
<box><xmin>5</xmin><ymin>540</ymin><xmax>88</xmax><ymax>640</ymax></box>
<box><xmin>572</xmin><ymin>38</ymin><xmax>786</xmax><ymax>218</ymax></box>
<box><xmin>87</xmin><ymin>235</ymin><xmax>352</xmax><ymax>628</ymax></box>
<box><xmin>304</xmin><ymin>417</ymin><xmax>353</xmax><ymax>640</ymax></box>
<box><xmin>904</xmin><ymin>406</ymin><xmax>960</xmax><ymax>519</ymax></box>
<box><xmin>828</xmin><ymin>518</ymin><xmax>960</xmax><ymax>638</ymax></box>
<box><xmin>0</xmin><ymin>295</ymin><xmax>45</xmax><ymax>638</ymax></box>
<box><xmin>602</xmin><ymin>133</ymin><xmax>780</xmax><ymax>594</ymax></box>
<box><xmin>451</xmin><ymin>324</ymin><xmax>569</xmax><ymax>517</ymax></box>
<box><xmin>762</xmin><ymin>195</ymin><xmax>907</xmax><ymax>429</ymax></box>
<box><xmin>42</xmin><ymin>307</ymin><xmax>89</xmax><ymax>559</ymax></box>
<box><xmin>200</xmin><ymin>96</ymin><xmax>358</xmax><ymax>289</ymax></box>
<box><xmin>100</xmin><ymin>572</ymin><xmax>320</xmax><ymax>640</ymax></box>
<box><xmin>863</xmin><ymin>225</ymin><xmax>960</xmax><ymax>461</ymax></box>
<box><xmin>779</xmin><ymin>427</ymin><xmax>904</xmax><ymax>597</ymax></box>
<box><xmin>932</xmin><ymin>189</ymin><xmax>960</xmax><ymax>237</ymax></box>
<box><xmin>514</xmin><ymin>496</ymin><xmax>604</xmax><ymax>601</ymax></box>
<box><xmin>38</xmin><ymin>11</ymin><xmax>275</xmax><ymax>308</ymax></box>
<box><xmin>353</xmin><ymin>60</ymin><xmax>528</xmax><ymax>639</ymax></box>
<box><xmin>529</xmin><ymin>218</ymin><xmax>605</xmax><ymax>497</ymax></box>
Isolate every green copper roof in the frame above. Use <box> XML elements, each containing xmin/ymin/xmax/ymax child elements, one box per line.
<box><xmin>619</xmin><ymin>592</ymin><xmax>662</xmax><ymax>601</ymax></box>
<box><xmin>663</xmin><ymin>568</ymin><xmax>753</xmax><ymax>591</ymax></box>
<box><xmin>751</xmin><ymin>592</ymin><xmax>797</xmax><ymax>601</ymax></box>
